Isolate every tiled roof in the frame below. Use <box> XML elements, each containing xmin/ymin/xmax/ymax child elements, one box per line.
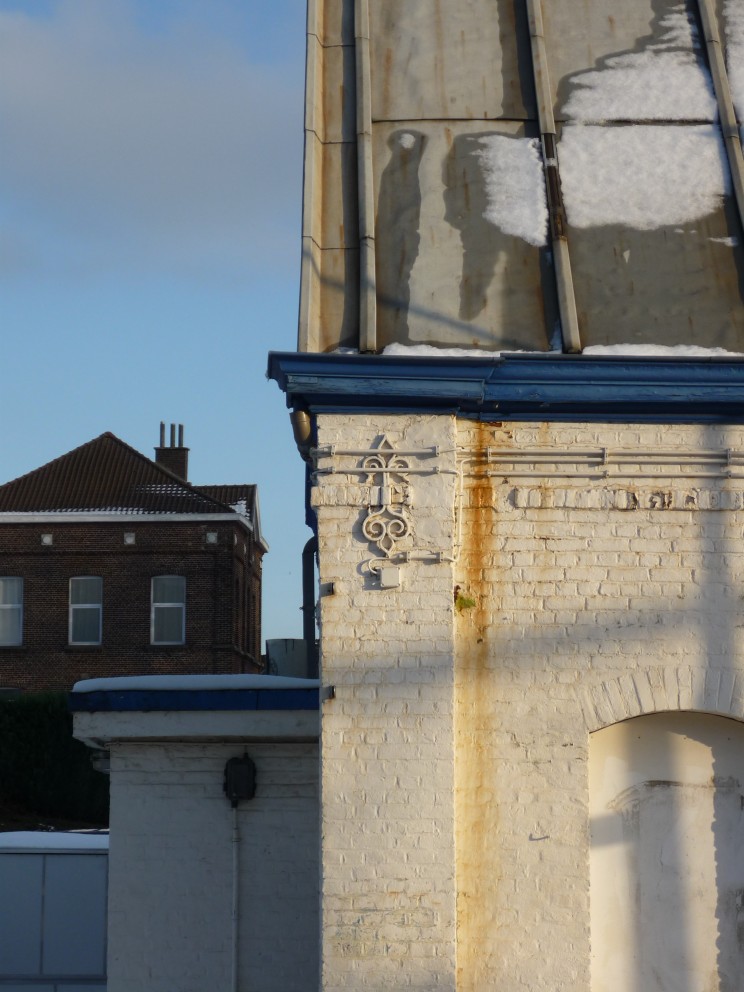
<box><xmin>0</xmin><ymin>433</ymin><xmax>251</xmax><ymax>517</ymax></box>
<box><xmin>198</xmin><ymin>485</ymin><xmax>256</xmax><ymax>517</ymax></box>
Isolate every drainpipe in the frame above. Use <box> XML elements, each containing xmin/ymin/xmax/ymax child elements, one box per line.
<box><xmin>290</xmin><ymin>409</ymin><xmax>314</xmax><ymax>462</ymax></box>
<box><xmin>224</xmin><ymin>756</ymin><xmax>256</xmax><ymax>992</ymax></box>
<box><xmin>696</xmin><ymin>0</ymin><xmax>744</xmax><ymax>236</ymax></box>
<box><xmin>302</xmin><ymin>537</ymin><xmax>319</xmax><ymax>678</ymax></box>
<box><xmin>231</xmin><ymin>806</ymin><xmax>239</xmax><ymax>992</ymax></box>
<box><xmin>355</xmin><ymin>0</ymin><xmax>377</xmax><ymax>352</ymax></box>
<box><xmin>525</xmin><ymin>0</ymin><xmax>582</xmax><ymax>353</ymax></box>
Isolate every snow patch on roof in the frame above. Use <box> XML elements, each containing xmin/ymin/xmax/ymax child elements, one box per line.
<box><xmin>560</xmin><ymin>125</ymin><xmax>729</xmax><ymax>229</ymax></box>
<box><xmin>73</xmin><ymin>674</ymin><xmax>320</xmax><ymax>693</ymax></box>
<box><xmin>710</xmin><ymin>236</ymin><xmax>739</xmax><ymax>247</ymax></box>
<box><xmin>584</xmin><ymin>344</ymin><xmax>744</xmax><ymax>357</ymax></box>
<box><xmin>10</xmin><ymin>507</ymin><xmax>167</xmax><ymax>515</ymax></box>
<box><xmin>473</xmin><ymin>136</ymin><xmax>548</xmax><ymax>246</ymax></box>
<box><xmin>562</xmin><ymin>6</ymin><xmax>715</xmax><ymax>122</ymax></box>
<box><xmin>0</xmin><ymin>831</ymin><xmax>108</xmax><ymax>852</ymax></box>
<box><xmin>381</xmin><ymin>344</ymin><xmax>553</xmax><ymax>358</ymax></box>
<box><xmin>229</xmin><ymin>498</ymin><xmax>248</xmax><ymax>516</ymax></box>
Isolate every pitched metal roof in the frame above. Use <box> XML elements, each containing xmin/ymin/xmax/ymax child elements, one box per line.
<box><xmin>302</xmin><ymin>0</ymin><xmax>744</xmax><ymax>356</ymax></box>
<box><xmin>0</xmin><ymin>433</ymin><xmax>251</xmax><ymax>516</ymax></box>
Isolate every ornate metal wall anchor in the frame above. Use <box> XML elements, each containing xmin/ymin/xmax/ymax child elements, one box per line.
<box><xmin>361</xmin><ymin>437</ymin><xmax>412</xmax><ymax>557</ymax></box>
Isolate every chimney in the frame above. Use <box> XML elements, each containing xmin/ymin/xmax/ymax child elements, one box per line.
<box><xmin>155</xmin><ymin>422</ymin><xmax>189</xmax><ymax>481</ymax></box>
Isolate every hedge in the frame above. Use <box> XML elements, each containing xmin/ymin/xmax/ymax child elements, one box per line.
<box><xmin>0</xmin><ymin>692</ymin><xmax>108</xmax><ymax>824</ymax></box>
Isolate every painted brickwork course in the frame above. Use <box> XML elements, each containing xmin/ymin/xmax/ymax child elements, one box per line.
<box><xmin>314</xmin><ymin>414</ymin><xmax>744</xmax><ymax>992</ymax></box>
<box><xmin>106</xmin><ymin>740</ymin><xmax>319</xmax><ymax>992</ymax></box>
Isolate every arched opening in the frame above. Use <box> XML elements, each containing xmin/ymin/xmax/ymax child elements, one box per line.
<box><xmin>590</xmin><ymin>712</ymin><xmax>744</xmax><ymax>992</ymax></box>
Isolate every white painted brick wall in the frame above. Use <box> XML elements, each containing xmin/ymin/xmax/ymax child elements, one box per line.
<box><xmin>106</xmin><ymin>741</ymin><xmax>319</xmax><ymax>992</ymax></box>
<box><xmin>314</xmin><ymin>414</ymin><xmax>458</xmax><ymax>991</ymax></box>
<box><xmin>314</xmin><ymin>414</ymin><xmax>744</xmax><ymax>991</ymax></box>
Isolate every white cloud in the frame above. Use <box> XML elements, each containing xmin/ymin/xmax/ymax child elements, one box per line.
<box><xmin>0</xmin><ymin>0</ymin><xmax>304</xmax><ymax>281</ymax></box>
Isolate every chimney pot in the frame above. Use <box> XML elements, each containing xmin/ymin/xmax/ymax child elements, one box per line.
<box><xmin>155</xmin><ymin>423</ymin><xmax>189</xmax><ymax>481</ymax></box>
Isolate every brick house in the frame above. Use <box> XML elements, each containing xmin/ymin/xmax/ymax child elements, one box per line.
<box><xmin>0</xmin><ymin>428</ymin><xmax>266</xmax><ymax>690</ymax></box>
<box><xmin>63</xmin><ymin>3</ymin><xmax>744</xmax><ymax>991</ymax></box>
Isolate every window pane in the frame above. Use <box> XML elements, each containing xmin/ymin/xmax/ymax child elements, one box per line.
<box><xmin>0</xmin><ymin>609</ymin><xmax>22</xmax><ymax>646</ymax></box>
<box><xmin>152</xmin><ymin>576</ymin><xmax>185</xmax><ymax>604</ymax></box>
<box><xmin>153</xmin><ymin>606</ymin><xmax>184</xmax><ymax>644</ymax></box>
<box><xmin>71</xmin><ymin>607</ymin><xmax>101</xmax><ymax>644</ymax></box>
<box><xmin>0</xmin><ymin>578</ymin><xmax>22</xmax><ymax>606</ymax></box>
<box><xmin>70</xmin><ymin>577</ymin><xmax>102</xmax><ymax>605</ymax></box>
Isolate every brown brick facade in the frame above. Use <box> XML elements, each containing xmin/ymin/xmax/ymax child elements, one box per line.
<box><xmin>0</xmin><ymin>518</ymin><xmax>263</xmax><ymax>690</ymax></box>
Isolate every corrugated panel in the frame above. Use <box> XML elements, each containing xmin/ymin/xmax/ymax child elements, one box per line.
<box><xmin>0</xmin><ymin>855</ymin><xmax>43</xmax><ymax>974</ymax></box>
<box><xmin>42</xmin><ymin>856</ymin><xmax>107</xmax><ymax>977</ymax></box>
<box><xmin>0</xmin><ymin>853</ymin><xmax>107</xmax><ymax>985</ymax></box>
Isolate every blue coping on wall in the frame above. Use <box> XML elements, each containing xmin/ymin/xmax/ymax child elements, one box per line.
<box><xmin>68</xmin><ymin>688</ymin><xmax>320</xmax><ymax>713</ymax></box>
<box><xmin>266</xmin><ymin>351</ymin><xmax>744</xmax><ymax>423</ymax></box>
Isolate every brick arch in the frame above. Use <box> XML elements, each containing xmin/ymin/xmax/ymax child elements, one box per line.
<box><xmin>581</xmin><ymin>666</ymin><xmax>744</xmax><ymax>732</ymax></box>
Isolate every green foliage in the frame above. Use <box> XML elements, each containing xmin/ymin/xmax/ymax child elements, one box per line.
<box><xmin>0</xmin><ymin>693</ymin><xmax>108</xmax><ymax>825</ymax></box>
<box><xmin>455</xmin><ymin>593</ymin><xmax>477</xmax><ymax>612</ymax></box>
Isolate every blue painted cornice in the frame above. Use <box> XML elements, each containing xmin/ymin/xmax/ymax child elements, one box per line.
<box><xmin>267</xmin><ymin>352</ymin><xmax>744</xmax><ymax>422</ymax></box>
<box><xmin>69</xmin><ymin>687</ymin><xmax>319</xmax><ymax>712</ymax></box>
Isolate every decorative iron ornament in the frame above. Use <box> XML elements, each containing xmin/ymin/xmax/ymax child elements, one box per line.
<box><xmin>361</xmin><ymin>437</ymin><xmax>412</xmax><ymax>557</ymax></box>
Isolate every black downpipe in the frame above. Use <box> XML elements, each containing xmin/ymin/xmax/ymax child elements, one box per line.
<box><xmin>302</xmin><ymin>537</ymin><xmax>319</xmax><ymax>679</ymax></box>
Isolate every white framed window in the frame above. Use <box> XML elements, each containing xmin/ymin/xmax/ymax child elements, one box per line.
<box><xmin>151</xmin><ymin>576</ymin><xmax>186</xmax><ymax>645</ymax></box>
<box><xmin>0</xmin><ymin>578</ymin><xmax>23</xmax><ymax>646</ymax></box>
<box><xmin>69</xmin><ymin>577</ymin><xmax>102</xmax><ymax>645</ymax></box>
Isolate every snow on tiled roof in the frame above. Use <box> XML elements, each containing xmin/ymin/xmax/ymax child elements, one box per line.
<box><xmin>198</xmin><ymin>485</ymin><xmax>256</xmax><ymax>519</ymax></box>
<box><xmin>0</xmin><ymin>433</ymin><xmax>254</xmax><ymax>517</ymax></box>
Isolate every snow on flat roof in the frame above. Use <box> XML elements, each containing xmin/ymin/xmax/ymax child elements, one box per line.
<box><xmin>381</xmin><ymin>344</ymin><xmax>555</xmax><ymax>358</ymax></box>
<box><xmin>72</xmin><ymin>674</ymin><xmax>320</xmax><ymax>693</ymax></box>
<box><xmin>0</xmin><ymin>831</ymin><xmax>108</xmax><ymax>852</ymax></box>
<box><xmin>583</xmin><ymin>344</ymin><xmax>744</xmax><ymax>357</ymax></box>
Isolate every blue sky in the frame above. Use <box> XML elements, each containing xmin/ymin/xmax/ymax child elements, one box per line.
<box><xmin>0</xmin><ymin>0</ymin><xmax>309</xmax><ymax>646</ymax></box>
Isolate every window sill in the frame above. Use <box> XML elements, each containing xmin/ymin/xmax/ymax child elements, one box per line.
<box><xmin>64</xmin><ymin>645</ymin><xmax>103</xmax><ymax>652</ymax></box>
